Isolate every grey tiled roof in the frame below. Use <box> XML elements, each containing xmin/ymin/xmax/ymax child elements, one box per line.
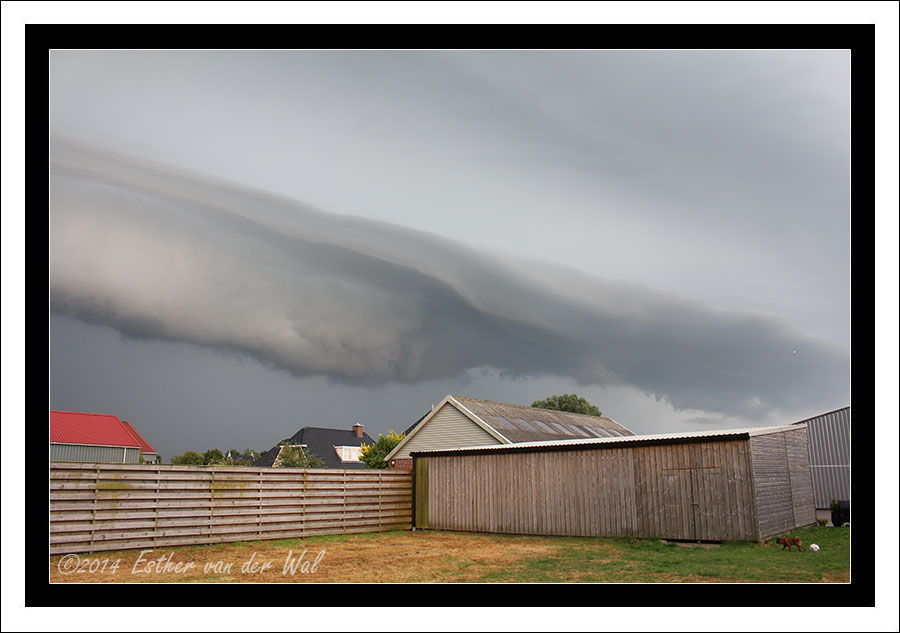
<box><xmin>254</xmin><ymin>426</ymin><xmax>376</xmax><ymax>469</ymax></box>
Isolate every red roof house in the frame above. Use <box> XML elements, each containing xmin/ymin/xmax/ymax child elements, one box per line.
<box><xmin>120</xmin><ymin>420</ymin><xmax>160</xmax><ymax>463</ymax></box>
<box><xmin>50</xmin><ymin>410</ymin><xmax>158</xmax><ymax>463</ymax></box>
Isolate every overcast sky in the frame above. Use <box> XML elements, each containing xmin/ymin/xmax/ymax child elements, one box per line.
<box><xmin>48</xmin><ymin>49</ymin><xmax>851</xmax><ymax>461</ymax></box>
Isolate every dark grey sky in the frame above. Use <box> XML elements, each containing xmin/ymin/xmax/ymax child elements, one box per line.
<box><xmin>48</xmin><ymin>50</ymin><xmax>851</xmax><ymax>461</ymax></box>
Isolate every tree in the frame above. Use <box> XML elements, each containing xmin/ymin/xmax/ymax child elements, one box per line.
<box><xmin>202</xmin><ymin>449</ymin><xmax>226</xmax><ymax>465</ymax></box>
<box><xmin>531</xmin><ymin>393</ymin><xmax>602</xmax><ymax>417</ymax></box>
<box><xmin>359</xmin><ymin>430</ymin><xmax>405</xmax><ymax>469</ymax></box>
<box><xmin>275</xmin><ymin>442</ymin><xmax>324</xmax><ymax>468</ymax></box>
<box><xmin>171</xmin><ymin>450</ymin><xmax>204</xmax><ymax>465</ymax></box>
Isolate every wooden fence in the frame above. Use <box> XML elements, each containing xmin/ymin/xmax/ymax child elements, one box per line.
<box><xmin>49</xmin><ymin>463</ymin><xmax>412</xmax><ymax>555</ymax></box>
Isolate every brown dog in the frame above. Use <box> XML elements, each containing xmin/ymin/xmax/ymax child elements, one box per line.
<box><xmin>776</xmin><ymin>536</ymin><xmax>803</xmax><ymax>551</ymax></box>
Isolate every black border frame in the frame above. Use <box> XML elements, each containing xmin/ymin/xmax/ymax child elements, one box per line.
<box><xmin>28</xmin><ymin>23</ymin><xmax>874</xmax><ymax>609</ymax></box>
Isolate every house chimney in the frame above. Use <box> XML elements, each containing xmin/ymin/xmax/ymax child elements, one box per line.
<box><xmin>352</xmin><ymin>423</ymin><xmax>364</xmax><ymax>438</ymax></box>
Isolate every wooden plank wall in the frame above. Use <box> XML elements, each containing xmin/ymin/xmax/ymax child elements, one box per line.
<box><xmin>749</xmin><ymin>428</ymin><xmax>817</xmax><ymax>539</ymax></box>
<box><xmin>420</xmin><ymin>438</ymin><xmax>759</xmax><ymax>542</ymax></box>
<box><xmin>49</xmin><ymin>463</ymin><xmax>412</xmax><ymax>555</ymax></box>
<box><xmin>786</xmin><ymin>428</ymin><xmax>817</xmax><ymax>528</ymax></box>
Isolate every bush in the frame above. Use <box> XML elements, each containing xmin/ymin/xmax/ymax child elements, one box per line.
<box><xmin>359</xmin><ymin>430</ymin><xmax>406</xmax><ymax>469</ymax></box>
<box><xmin>171</xmin><ymin>451</ymin><xmax>204</xmax><ymax>465</ymax></box>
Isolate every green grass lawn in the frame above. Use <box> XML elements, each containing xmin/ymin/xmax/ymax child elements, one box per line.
<box><xmin>469</xmin><ymin>525</ymin><xmax>850</xmax><ymax>583</ymax></box>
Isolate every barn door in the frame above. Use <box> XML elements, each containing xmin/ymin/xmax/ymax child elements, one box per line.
<box><xmin>660</xmin><ymin>468</ymin><xmax>693</xmax><ymax>539</ymax></box>
<box><xmin>689</xmin><ymin>466</ymin><xmax>727</xmax><ymax>541</ymax></box>
<box><xmin>688</xmin><ymin>443</ymin><xmax>729</xmax><ymax>541</ymax></box>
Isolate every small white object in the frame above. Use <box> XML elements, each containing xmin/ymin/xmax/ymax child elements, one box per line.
<box><xmin>809</xmin><ymin>543</ymin><xmax>820</xmax><ymax>552</ymax></box>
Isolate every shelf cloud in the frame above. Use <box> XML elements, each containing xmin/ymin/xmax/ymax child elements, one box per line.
<box><xmin>50</xmin><ymin>137</ymin><xmax>849</xmax><ymax>419</ymax></box>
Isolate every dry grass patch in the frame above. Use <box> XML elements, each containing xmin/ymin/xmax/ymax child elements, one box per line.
<box><xmin>50</xmin><ymin>531</ymin><xmax>572</xmax><ymax>583</ymax></box>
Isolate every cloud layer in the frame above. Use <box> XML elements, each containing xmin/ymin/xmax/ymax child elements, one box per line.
<box><xmin>50</xmin><ymin>137</ymin><xmax>849</xmax><ymax>418</ymax></box>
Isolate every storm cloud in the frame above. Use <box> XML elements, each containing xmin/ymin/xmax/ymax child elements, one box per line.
<box><xmin>50</xmin><ymin>137</ymin><xmax>848</xmax><ymax>419</ymax></box>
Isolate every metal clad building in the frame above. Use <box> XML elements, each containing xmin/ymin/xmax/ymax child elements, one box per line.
<box><xmin>412</xmin><ymin>424</ymin><xmax>816</xmax><ymax>542</ymax></box>
<box><xmin>50</xmin><ymin>410</ymin><xmax>148</xmax><ymax>464</ymax></box>
<box><xmin>794</xmin><ymin>407</ymin><xmax>851</xmax><ymax>508</ymax></box>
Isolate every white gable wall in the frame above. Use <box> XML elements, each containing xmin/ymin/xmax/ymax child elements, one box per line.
<box><xmin>391</xmin><ymin>401</ymin><xmax>502</xmax><ymax>460</ymax></box>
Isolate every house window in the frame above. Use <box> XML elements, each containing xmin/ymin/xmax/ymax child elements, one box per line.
<box><xmin>335</xmin><ymin>446</ymin><xmax>362</xmax><ymax>462</ymax></box>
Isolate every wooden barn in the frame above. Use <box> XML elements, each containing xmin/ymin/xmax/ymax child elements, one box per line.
<box><xmin>411</xmin><ymin>424</ymin><xmax>815</xmax><ymax>542</ymax></box>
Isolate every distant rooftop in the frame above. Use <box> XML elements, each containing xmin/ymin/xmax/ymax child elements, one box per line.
<box><xmin>255</xmin><ymin>425</ymin><xmax>376</xmax><ymax>469</ymax></box>
<box><xmin>50</xmin><ymin>410</ymin><xmax>143</xmax><ymax>448</ymax></box>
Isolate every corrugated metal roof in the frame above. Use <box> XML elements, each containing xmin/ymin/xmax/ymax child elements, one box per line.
<box><xmin>411</xmin><ymin>423</ymin><xmax>805</xmax><ymax>456</ymax></box>
<box><xmin>50</xmin><ymin>410</ymin><xmax>142</xmax><ymax>448</ymax></box>
<box><xmin>451</xmin><ymin>396</ymin><xmax>635</xmax><ymax>443</ymax></box>
<box><xmin>120</xmin><ymin>420</ymin><xmax>157</xmax><ymax>454</ymax></box>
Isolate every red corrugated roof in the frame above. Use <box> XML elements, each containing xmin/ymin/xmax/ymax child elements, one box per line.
<box><xmin>50</xmin><ymin>410</ymin><xmax>142</xmax><ymax>447</ymax></box>
<box><xmin>120</xmin><ymin>420</ymin><xmax>156</xmax><ymax>454</ymax></box>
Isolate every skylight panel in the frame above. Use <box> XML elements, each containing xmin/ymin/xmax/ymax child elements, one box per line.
<box><xmin>551</xmin><ymin>422</ymin><xmax>575</xmax><ymax>436</ymax></box>
<box><xmin>568</xmin><ymin>425</ymin><xmax>591</xmax><ymax>437</ymax></box>
<box><xmin>527</xmin><ymin>419</ymin><xmax>557</xmax><ymax>434</ymax></box>
<box><xmin>492</xmin><ymin>416</ymin><xmax>516</xmax><ymax>430</ymax></box>
<box><xmin>515</xmin><ymin>418</ymin><xmax>540</xmax><ymax>432</ymax></box>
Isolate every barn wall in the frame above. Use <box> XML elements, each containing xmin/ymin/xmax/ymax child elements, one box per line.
<box><xmin>786</xmin><ymin>427</ymin><xmax>817</xmax><ymax>528</ymax></box>
<box><xmin>750</xmin><ymin>427</ymin><xmax>816</xmax><ymax>539</ymax></box>
<box><xmin>392</xmin><ymin>402</ymin><xmax>500</xmax><ymax>460</ymax></box>
<box><xmin>51</xmin><ymin>443</ymin><xmax>141</xmax><ymax>463</ymax></box>
<box><xmin>419</xmin><ymin>437</ymin><xmax>759</xmax><ymax>542</ymax></box>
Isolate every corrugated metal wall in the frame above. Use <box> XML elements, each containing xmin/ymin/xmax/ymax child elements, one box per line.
<box><xmin>416</xmin><ymin>437</ymin><xmax>761</xmax><ymax>542</ymax></box>
<box><xmin>802</xmin><ymin>407</ymin><xmax>850</xmax><ymax>508</ymax></box>
<box><xmin>51</xmin><ymin>443</ymin><xmax>141</xmax><ymax>463</ymax></box>
<box><xmin>394</xmin><ymin>402</ymin><xmax>500</xmax><ymax>459</ymax></box>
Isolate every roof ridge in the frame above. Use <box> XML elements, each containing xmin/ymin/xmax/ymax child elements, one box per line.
<box><xmin>790</xmin><ymin>406</ymin><xmax>851</xmax><ymax>425</ymax></box>
<box><xmin>296</xmin><ymin>425</ymin><xmax>364</xmax><ymax>432</ymax></box>
<box><xmin>452</xmin><ymin>396</ymin><xmax>614</xmax><ymax>422</ymax></box>
<box><xmin>51</xmin><ymin>410</ymin><xmax>118</xmax><ymax>417</ymax></box>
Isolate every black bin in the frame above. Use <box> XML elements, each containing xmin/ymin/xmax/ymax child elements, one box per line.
<box><xmin>831</xmin><ymin>500</ymin><xmax>850</xmax><ymax>526</ymax></box>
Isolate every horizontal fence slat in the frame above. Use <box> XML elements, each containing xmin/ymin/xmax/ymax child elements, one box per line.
<box><xmin>48</xmin><ymin>463</ymin><xmax>411</xmax><ymax>554</ymax></box>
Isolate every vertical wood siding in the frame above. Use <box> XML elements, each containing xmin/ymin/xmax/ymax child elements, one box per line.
<box><xmin>785</xmin><ymin>427</ymin><xmax>817</xmax><ymax>528</ymax></box>
<box><xmin>50</xmin><ymin>463</ymin><xmax>412</xmax><ymax>554</ymax></box>
<box><xmin>420</xmin><ymin>437</ymin><xmax>761</xmax><ymax>541</ymax></box>
<box><xmin>750</xmin><ymin>428</ymin><xmax>817</xmax><ymax>539</ymax></box>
